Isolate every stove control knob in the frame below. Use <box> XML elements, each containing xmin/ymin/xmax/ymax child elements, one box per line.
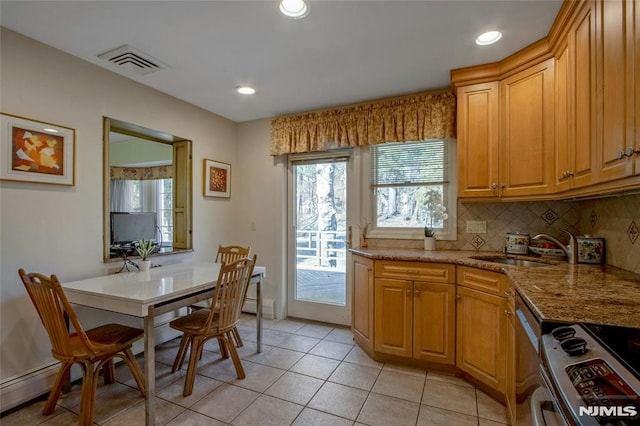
<box><xmin>561</xmin><ymin>337</ymin><xmax>588</xmax><ymax>356</ymax></box>
<box><xmin>551</xmin><ymin>326</ymin><xmax>577</xmax><ymax>341</ymax></box>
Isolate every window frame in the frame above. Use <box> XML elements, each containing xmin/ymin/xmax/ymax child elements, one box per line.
<box><xmin>362</xmin><ymin>139</ymin><xmax>457</xmax><ymax>241</ymax></box>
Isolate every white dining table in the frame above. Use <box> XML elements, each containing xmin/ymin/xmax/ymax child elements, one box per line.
<box><xmin>60</xmin><ymin>261</ymin><xmax>265</xmax><ymax>426</ymax></box>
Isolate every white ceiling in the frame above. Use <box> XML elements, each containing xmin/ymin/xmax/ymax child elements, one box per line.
<box><xmin>1</xmin><ymin>1</ymin><xmax>562</xmax><ymax>123</ymax></box>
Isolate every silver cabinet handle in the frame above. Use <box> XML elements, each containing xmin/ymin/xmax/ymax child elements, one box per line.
<box><xmin>415</xmin><ymin>290</ymin><xmax>420</xmax><ymax>296</ymax></box>
<box><xmin>623</xmin><ymin>147</ymin><xmax>640</xmax><ymax>157</ymax></box>
<box><xmin>618</xmin><ymin>150</ymin><xmax>625</xmax><ymax>160</ymax></box>
<box><xmin>406</xmin><ymin>288</ymin><xmax>411</xmax><ymax>295</ymax></box>
<box><xmin>491</xmin><ymin>183</ymin><xmax>498</xmax><ymax>189</ymax></box>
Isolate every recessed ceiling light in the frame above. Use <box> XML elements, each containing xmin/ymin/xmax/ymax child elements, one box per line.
<box><xmin>279</xmin><ymin>0</ymin><xmax>309</xmax><ymax>18</ymax></box>
<box><xmin>43</xmin><ymin>128</ymin><xmax>59</xmax><ymax>133</ymax></box>
<box><xmin>236</xmin><ymin>86</ymin><xmax>256</xmax><ymax>95</ymax></box>
<box><xmin>475</xmin><ymin>30</ymin><xmax>502</xmax><ymax>46</ymax></box>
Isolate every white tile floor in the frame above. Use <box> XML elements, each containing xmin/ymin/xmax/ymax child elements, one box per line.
<box><xmin>2</xmin><ymin>315</ymin><xmax>511</xmax><ymax>425</ymax></box>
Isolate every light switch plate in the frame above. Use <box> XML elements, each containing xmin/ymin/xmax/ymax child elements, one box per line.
<box><xmin>466</xmin><ymin>220</ymin><xmax>487</xmax><ymax>234</ymax></box>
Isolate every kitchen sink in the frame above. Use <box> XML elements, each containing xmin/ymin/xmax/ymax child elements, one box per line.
<box><xmin>470</xmin><ymin>256</ymin><xmax>553</xmax><ymax>268</ymax></box>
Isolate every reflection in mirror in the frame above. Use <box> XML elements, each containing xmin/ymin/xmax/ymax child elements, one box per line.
<box><xmin>103</xmin><ymin>117</ymin><xmax>192</xmax><ymax>261</ymax></box>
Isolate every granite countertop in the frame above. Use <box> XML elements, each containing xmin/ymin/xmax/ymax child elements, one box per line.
<box><xmin>350</xmin><ymin>248</ymin><xmax>640</xmax><ymax>329</ymax></box>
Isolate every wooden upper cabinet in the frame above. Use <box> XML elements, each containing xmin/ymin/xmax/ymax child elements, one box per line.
<box><xmin>633</xmin><ymin>0</ymin><xmax>640</xmax><ymax>176</ymax></box>
<box><xmin>573</xmin><ymin>2</ymin><xmax>598</xmax><ymax>188</ymax></box>
<box><xmin>457</xmin><ymin>82</ymin><xmax>500</xmax><ymax>198</ymax></box>
<box><xmin>556</xmin><ymin>1</ymin><xmax>597</xmax><ymax>192</ymax></box>
<box><xmin>595</xmin><ymin>0</ymin><xmax>635</xmax><ymax>181</ymax></box>
<box><xmin>500</xmin><ymin>58</ymin><xmax>556</xmax><ymax>197</ymax></box>
<box><xmin>555</xmin><ymin>39</ymin><xmax>572</xmax><ymax>193</ymax></box>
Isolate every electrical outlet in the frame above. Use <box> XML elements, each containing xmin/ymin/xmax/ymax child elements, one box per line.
<box><xmin>466</xmin><ymin>220</ymin><xmax>487</xmax><ymax>234</ymax></box>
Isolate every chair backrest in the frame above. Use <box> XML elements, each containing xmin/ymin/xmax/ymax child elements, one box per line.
<box><xmin>215</xmin><ymin>245</ymin><xmax>251</xmax><ymax>265</ymax></box>
<box><xmin>204</xmin><ymin>255</ymin><xmax>256</xmax><ymax>334</ymax></box>
<box><xmin>18</xmin><ymin>269</ymin><xmax>96</xmax><ymax>360</ymax></box>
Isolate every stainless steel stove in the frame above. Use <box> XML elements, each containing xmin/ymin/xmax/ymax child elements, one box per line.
<box><xmin>541</xmin><ymin>323</ymin><xmax>640</xmax><ymax>426</ymax></box>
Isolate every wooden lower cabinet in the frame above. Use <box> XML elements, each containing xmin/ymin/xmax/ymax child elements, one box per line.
<box><xmin>374</xmin><ymin>278</ymin><xmax>456</xmax><ymax>364</ymax></box>
<box><xmin>456</xmin><ymin>286</ymin><xmax>507</xmax><ymax>393</ymax></box>
<box><xmin>352</xmin><ymin>255</ymin><xmax>374</xmax><ymax>353</ymax></box>
<box><xmin>353</xmin><ymin>258</ymin><xmax>514</xmax><ymax>415</ymax></box>
<box><xmin>414</xmin><ymin>282</ymin><xmax>456</xmax><ymax>364</ymax></box>
<box><xmin>374</xmin><ymin>278</ymin><xmax>412</xmax><ymax>357</ymax></box>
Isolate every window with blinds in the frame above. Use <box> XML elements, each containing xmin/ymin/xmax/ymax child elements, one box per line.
<box><xmin>371</xmin><ymin>140</ymin><xmax>451</xmax><ymax>230</ymax></box>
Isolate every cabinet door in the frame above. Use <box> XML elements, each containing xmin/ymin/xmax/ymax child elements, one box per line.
<box><xmin>572</xmin><ymin>1</ymin><xmax>597</xmax><ymax>188</ymax></box>
<box><xmin>457</xmin><ymin>82</ymin><xmax>500</xmax><ymax>198</ymax></box>
<box><xmin>352</xmin><ymin>256</ymin><xmax>374</xmax><ymax>352</ymax></box>
<box><xmin>595</xmin><ymin>0</ymin><xmax>635</xmax><ymax>181</ymax></box>
<box><xmin>456</xmin><ymin>286</ymin><xmax>507</xmax><ymax>393</ymax></box>
<box><xmin>634</xmin><ymin>0</ymin><xmax>640</xmax><ymax>176</ymax></box>
<box><xmin>374</xmin><ymin>278</ymin><xmax>412</xmax><ymax>357</ymax></box>
<box><xmin>413</xmin><ymin>282</ymin><xmax>455</xmax><ymax>365</ymax></box>
<box><xmin>555</xmin><ymin>39</ymin><xmax>573</xmax><ymax>193</ymax></box>
<box><xmin>500</xmin><ymin>59</ymin><xmax>556</xmax><ymax>197</ymax></box>
<box><xmin>557</xmin><ymin>2</ymin><xmax>598</xmax><ymax>192</ymax></box>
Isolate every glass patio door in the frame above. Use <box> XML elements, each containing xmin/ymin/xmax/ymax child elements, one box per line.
<box><xmin>287</xmin><ymin>152</ymin><xmax>353</xmax><ymax>325</ymax></box>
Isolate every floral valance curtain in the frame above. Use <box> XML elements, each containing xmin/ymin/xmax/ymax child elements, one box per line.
<box><xmin>270</xmin><ymin>89</ymin><xmax>456</xmax><ymax>156</ymax></box>
<box><xmin>110</xmin><ymin>165</ymin><xmax>173</xmax><ymax>180</ymax></box>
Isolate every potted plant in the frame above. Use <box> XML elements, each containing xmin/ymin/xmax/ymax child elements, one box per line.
<box><xmin>424</xmin><ymin>226</ymin><xmax>436</xmax><ymax>251</ymax></box>
<box><xmin>136</xmin><ymin>239</ymin><xmax>154</xmax><ymax>271</ymax></box>
<box><xmin>360</xmin><ymin>222</ymin><xmax>370</xmax><ymax>248</ymax></box>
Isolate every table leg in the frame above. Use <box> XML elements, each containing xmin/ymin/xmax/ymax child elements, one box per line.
<box><xmin>144</xmin><ymin>310</ymin><xmax>155</xmax><ymax>426</ymax></box>
<box><xmin>257</xmin><ymin>273</ymin><xmax>262</xmax><ymax>353</ymax></box>
<box><xmin>62</xmin><ymin>312</ymin><xmax>71</xmax><ymax>393</ymax></box>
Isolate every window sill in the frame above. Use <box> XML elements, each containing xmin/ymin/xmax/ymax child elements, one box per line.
<box><xmin>104</xmin><ymin>248</ymin><xmax>194</xmax><ymax>263</ymax></box>
<box><xmin>368</xmin><ymin>229</ymin><xmax>456</xmax><ymax>241</ymax></box>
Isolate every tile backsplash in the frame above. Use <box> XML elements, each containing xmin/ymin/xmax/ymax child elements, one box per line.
<box><xmin>366</xmin><ymin>193</ymin><xmax>640</xmax><ymax>274</ymax></box>
<box><xmin>579</xmin><ymin>193</ymin><xmax>640</xmax><ymax>274</ymax></box>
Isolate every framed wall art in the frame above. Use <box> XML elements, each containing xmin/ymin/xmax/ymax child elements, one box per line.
<box><xmin>1</xmin><ymin>113</ymin><xmax>75</xmax><ymax>186</ymax></box>
<box><xmin>203</xmin><ymin>159</ymin><xmax>231</xmax><ymax>198</ymax></box>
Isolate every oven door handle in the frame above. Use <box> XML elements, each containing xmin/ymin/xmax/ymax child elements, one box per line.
<box><xmin>531</xmin><ymin>386</ymin><xmax>567</xmax><ymax>426</ymax></box>
<box><xmin>531</xmin><ymin>387</ymin><xmax>553</xmax><ymax>426</ymax></box>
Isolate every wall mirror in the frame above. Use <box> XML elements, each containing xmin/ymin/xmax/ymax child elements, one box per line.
<box><xmin>103</xmin><ymin>117</ymin><xmax>192</xmax><ymax>261</ymax></box>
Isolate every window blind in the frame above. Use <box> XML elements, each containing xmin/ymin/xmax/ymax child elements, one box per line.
<box><xmin>371</xmin><ymin>140</ymin><xmax>449</xmax><ymax>187</ymax></box>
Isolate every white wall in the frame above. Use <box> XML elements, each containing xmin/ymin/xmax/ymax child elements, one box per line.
<box><xmin>235</xmin><ymin>119</ymin><xmax>287</xmax><ymax>319</ymax></box>
<box><xmin>0</xmin><ymin>28</ymin><xmax>241</xmax><ymax>396</ymax></box>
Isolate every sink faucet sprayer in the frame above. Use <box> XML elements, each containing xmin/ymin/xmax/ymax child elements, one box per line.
<box><xmin>531</xmin><ymin>230</ymin><xmax>578</xmax><ymax>264</ymax></box>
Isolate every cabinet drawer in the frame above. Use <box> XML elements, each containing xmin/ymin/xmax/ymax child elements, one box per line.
<box><xmin>457</xmin><ymin>266</ymin><xmax>508</xmax><ymax>296</ymax></box>
<box><xmin>375</xmin><ymin>261</ymin><xmax>455</xmax><ymax>283</ymax></box>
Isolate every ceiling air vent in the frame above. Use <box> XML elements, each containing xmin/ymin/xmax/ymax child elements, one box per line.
<box><xmin>97</xmin><ymin>45</ymin><xmax>165</xmax><ymax>75</ymax></box>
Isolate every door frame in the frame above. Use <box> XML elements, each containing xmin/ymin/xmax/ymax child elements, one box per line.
<box><xmin>286</xmin><ymin>149</ymin><xmax>359</xmax><ymax>325</ymax></box>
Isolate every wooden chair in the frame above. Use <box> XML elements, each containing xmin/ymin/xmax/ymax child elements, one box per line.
<box><xmin>187</xmin><ymin>244</ymin><xmax>251</xmax><ymax>346</ymax></box>
<box><xmin>169</xmin><ymin>256</ymin><xmax>256</xmax><ymax>396</ymax></box>
<box><xmin>18</xmin><ymin>269</ymin><xmax>146</xmax><ymax>426</ymax></box>
<box><xmin>216</xmin><ymin>245</ymin><xmax>251</xmax><ymax>347</ymax></box>
<box><xmin>216</xmin><ymin>245</ymin><xmax>251</xmax><ymax>265</ymax></box>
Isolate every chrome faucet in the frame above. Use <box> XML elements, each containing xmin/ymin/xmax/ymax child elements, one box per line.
<box><xmin>531</xmin><ymin>230</ymin><xmax>578</xmax><ymax>264</ymax></box>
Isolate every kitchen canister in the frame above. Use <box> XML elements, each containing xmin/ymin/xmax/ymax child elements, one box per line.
<box><xmin>576</xmin><ymin>235</ymin><xmax>605</xmax><ymax>263</ymax></box>
<box><xmin>506</xmin><ymin>232</ymin><xmax>530</xmax><ymax>255</ymax></box>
